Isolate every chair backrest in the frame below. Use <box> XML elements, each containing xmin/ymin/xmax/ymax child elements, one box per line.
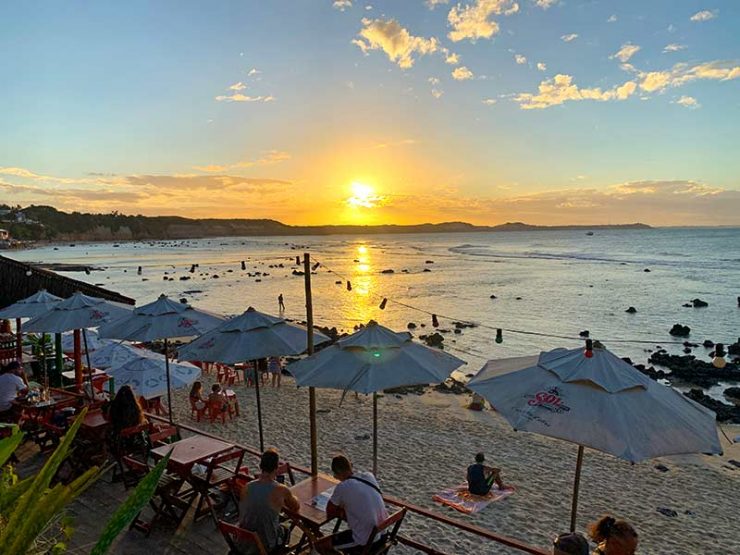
<box><xmin>362</xmin><ymin>508</ymin><xmax>407</xmax><ymax>554</ymax></box>
<box><xmin>218</xmin><ymin>520</ymin><xmax>268</xmax><ymax>555</ymax></box>
<box><xmin>208</xmin><ymin>447</ymin><xmax>245</xmax><ymax>474</ymax></box>
<box><xmin>149</xmin><ymin>425</ymin><xmax>179</xmax><ymax>446</ymax></box>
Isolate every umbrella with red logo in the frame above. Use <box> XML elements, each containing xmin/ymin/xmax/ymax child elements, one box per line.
<box><xmin>468</xmin><ymin>346</ymin><xmax>722</xmax><ymax>531</ymax></box>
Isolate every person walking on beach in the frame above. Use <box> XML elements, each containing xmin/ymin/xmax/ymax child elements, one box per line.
<box><xmin>587</xmin><ymin>516</ymin><xmax>638</xmax><ymax>555</ymax></box>
<box><xmin>467</xmin><ymin>452</ymin><xmax>506</xmax><ymax>495</ymax></box>
<box><xmin>278</xmin><ymin>293</ymin><xmax>285</xmax><ymax>312</ymax></box>
<box><xmin>315</xmin><ymin>455</ymin><xmax>388</xmax><ymax>554</ymax></box>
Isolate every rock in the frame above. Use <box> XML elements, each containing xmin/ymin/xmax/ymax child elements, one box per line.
<box><xmin>644</xmin><ymin>268</ymin><xmax>651</xmax><ymax>272</ymax></box>
<box><xmin>179</xmin><ymin>276</ymin><xmax>190</xmax><ymax>281</ymax></box>
<box><xmin>654</xmin><ymin>464</ymin><xmax>669</xmax><ymax>473</ymax></box>
<box><xmin>423</xmin><ymin>268</ymin><xmax>431</xmax><ymax>272</ymax></box>
<box><xmin>684</xmin><ymin>389</ymin><xmax>740</xmax><ymax>423</ymax></box>
<box><xmin>727</xmin><ymin>459</ymin><xmax>740</xmax><ymax>468</ymax></box>
<box><xmin>657</xmin><ymin>507</ymin><xmax>678</xmax><ymax>518</ymax></box>
<box><xmin>381</xmin><ymin>269</ymin><xmax>394</xmax><ymax>274</ymax></box>
<box><xmin>425</xmin><ymin>260</ymin><xmax>434</xmax><ymax>264</ymax></box>
<box><xmin>728</xmin><ymin>340</ymin><xmax>740</xmax><ymax>356</ymax></box>
<box><xmin>433</xmin><ymin>378</ymin><xmax>468</xmax><ymax>395</ymax></box>
<box><xmin>407</xmin><ymin>322</ymin><xmax>417</xmax><ymax>329</ymax></box>
<box><xmin>579</xmin><ymin>330</ymin><xmax>590</xmax><ymax>338</ymax></box>
<box><xmin>515</xmin><ymin>296</ymin><xmax>522</xmax><ymax>300</ymax></box>
<box><xmin>669</xmin><ymin>324</ymin><xmax>691</xmax><ymax>337</ymax></box>
<box><xmin>490</xmin><ymin>294</ymin><xmax>497</xmax><ymax>299</ymax></box>
<box><xmin>625</xmin><ymin>306</ymin><xmax>637</xmax><ymax>313</ymax></box>
<box><xmin>419</xmin><ymin>332</ymin><xmax>444</xmax><ymax>349</ymax></box>
<box><xmin>212</xmin><ymin>274</ymin><xmax>219</xmax><ymax>279</ymax></box>
<box><xmin>454</xmin><ymin>328</ymin><xmax>462</xmax><ymax>334</ymax></box>
<box><xmin>354</xmin><ymin>433</ymin><xmax>371</xmax><ymax>441</ymax></box>
<box><xmin>682</xmin><ymin>303</ymin><xmax>693</xmax><ymax>308</ymax></box>
<box><xmin>703</xmin><ymin>340</ymin><xmax>715</xmax><ymax>348</ymax></box>
<box><xmin>691</xmin><ymin>298</ymin><xmax>709</xmax><ymax>308</ymax></box>
<box><xmin>316</xmin><ymin>408</ymin><xmax>331</xmax><ymax>415</ymax></box>
<box><xmin>724</xmin><ymin>387</ymin><xmax>740</xmax><ymax>402</ymax></box>
<box><xmin>385</xmin><ymin>384</ymin><xmax>426</xmax><ymax>396</ymax></box>
<box><xmin>683</xmin><ymin>347</ymin><xmax>692</xmax><ymax>354</ymax></box>
<box><xmin>648</xmin><ymin>351</ymin><xmax>740</xmax><ymax>387</ymax></box>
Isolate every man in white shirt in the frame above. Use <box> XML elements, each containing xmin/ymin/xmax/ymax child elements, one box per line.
<box><xmin>0</xmin><ymin>361</ymin><xmax>28</xmax><ymax>421</ymax></box>
<box><xmin>315</xmin><ymin>455</ymin><xmax>389</xmax><ymax>554</ymax></box>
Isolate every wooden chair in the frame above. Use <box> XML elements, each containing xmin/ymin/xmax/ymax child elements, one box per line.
<box><xmin>149</xmin><ymin>424</ymin><xmax>179</xmax><ymax>447</ymax></box>
<box><xmin>342</xmin><ymin>508</ymin><xmax>407</xmax><ymax>555</ymax></box>
<box><xmin>192</xmin><ymin>447</ymin><xmax>245</xmax><ymax>524</ymax></box>
<box><xmin>218</xmin><ymin>520</ymin><xmax>268</xmax><ymax>555</ymax></box>
<box><xmin>110</xmin><ymin>423</ymin><xmax>151</xmax><ymax>488</ymax></box>
<box><xmin>276</xmin><ymin>461</ymin><xmax>295</xmax><ymax>486</ymax></box>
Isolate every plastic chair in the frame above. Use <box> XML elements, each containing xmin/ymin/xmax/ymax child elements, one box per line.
<box><xmin>207</xmin><ymin>397</ymin><xmax>229</xmax><ymax>423</ymax></box>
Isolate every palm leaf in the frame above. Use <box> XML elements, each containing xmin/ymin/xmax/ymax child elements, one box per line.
<box><xmin>0</xmin><ymin>424</ymin><xmax>23</xmax><ymax>467</ymax></box>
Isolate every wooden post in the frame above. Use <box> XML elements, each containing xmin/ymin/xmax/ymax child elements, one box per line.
<box><xmin>304</xmin><ymin>253</ymin><xmax>318</xmax><ymax>476</ymax></box>
<box><xmin>570</xmin><ymin>445</ymin><xmax>585</xmax><ymax>532</ymax></box>
<box><xmin>82</xmin><ymin>329</ymin><xmax>94</xmax><ymax>399</ymax></box>
<box><xmin>373</xmin><ymin>392</ymin><xmax>379</xmax><ymax>476</ymax></box>
<box><xmin>15</xmin><ymin>318</ymin><xmax>22</xmax><ymax>362</ymax></box>
<box><xmin>254</xmin><ymin>360</ymin><xmax>264</xmax><ymax>451</ymax></box>
<box><xmin>73</xmin><ymin>329</ymin><xmax>83</xmax><ymax>391</ymax></box>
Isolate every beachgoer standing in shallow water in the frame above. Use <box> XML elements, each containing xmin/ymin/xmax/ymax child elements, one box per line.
<box><xmin>587</xmin><ymin>516</ymin><xmax>638</xmax><ymax>555</ymax></box>
<box><xmin>278</xmin><ymin>293</ymin><xmax>285</xmax><ymax>312</ymax></box>
<box><xmin>467</xmin><ymin>452</ymin><xmax>506</xmax><ymax>495</ymax></box>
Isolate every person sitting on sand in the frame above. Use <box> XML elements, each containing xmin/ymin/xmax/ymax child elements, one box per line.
<box><xmin>553</xmin><ymin>532</ymin><xmax>590</xmax><ymax>555</ymax></box>
<box><xmin>239</xmin><ymin>448</ymin><xmax>300</xmax><ymax>553</ymax></box>
<box><xmin>467</xmin><ymin>452</ymin><xmax>506</xmax><ymax>495</ymax></box>
<box><xmin>315</xmin><ymin>455</ymin><xmax>389</xmax><ymax>554</ymax></box>
<box><xmin>587</xmin><ymin>516</ymin><xmax>638</xmax><ymax>555</ymax></box>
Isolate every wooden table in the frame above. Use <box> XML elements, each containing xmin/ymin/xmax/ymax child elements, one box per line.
<box><xmin>150</xmin><ymin>435</ymin><xmax>235</xmax><ymax>477</ymax></box>
<box><xmin>76</xmin><ymin>409</ymin><xmax>110</xmax><ymax>440</ymax></box>
<box><xmin>290</xmin><ymin>473</ymin><xmax>339</xmax><ymax>529</ymax></box>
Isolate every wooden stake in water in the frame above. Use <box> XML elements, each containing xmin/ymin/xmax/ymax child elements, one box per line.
<box><xmin>304</xmin><ymin>252</ymin><xmax>318</xmax><ymax>476</ymax></box>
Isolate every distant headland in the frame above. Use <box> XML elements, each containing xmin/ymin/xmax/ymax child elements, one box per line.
<box><xmin>1</xmin><ymin>204</ymin><xmax>651</xmax><ymax>242</ymax></box>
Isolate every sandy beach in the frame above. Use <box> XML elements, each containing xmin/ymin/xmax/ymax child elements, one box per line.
<box><xmin>168</xmin><ymin>373</ymin><xmax>740</xmax><ymax>555</ymax></box>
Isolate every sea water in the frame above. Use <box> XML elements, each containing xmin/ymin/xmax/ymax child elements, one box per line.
<box><xmin>10</xmin><ymin>227</ymin><xmax>740</xmax><ymax>395</ymax></box>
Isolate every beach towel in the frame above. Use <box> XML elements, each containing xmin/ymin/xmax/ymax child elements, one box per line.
<box><xmin>432</xmin><ymin>483</ymin><xmax>515</xmax><ymax>514</ymax></box>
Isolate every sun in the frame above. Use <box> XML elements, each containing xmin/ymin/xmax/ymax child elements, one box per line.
<box><xmin>347</xmin><ymin>181</ymin><xmax>381</xmax><ymax>208</ymax></box>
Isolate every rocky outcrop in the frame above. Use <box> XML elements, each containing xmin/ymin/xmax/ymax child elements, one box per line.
<box><xmin>685</xmin><ymin>389</ymin><xmax>740</xmax><ymax>423</ymax></box>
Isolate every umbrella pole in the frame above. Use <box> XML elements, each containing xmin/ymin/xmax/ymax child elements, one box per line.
<box><xmin>570</xmin><ymin>445</ymin><xmax>585</xmax><ymax>532</ymax></box>
<box><xmin>55</xmin><ymin>334</ymin><xmax>63</xmax><ymax>382</ymax></box>
<box><xmin>373</xmin><ymin>392</ymin><xmax>378</xmax><ymax>477</ymax></box>
<box><xmin>165</xmin><ymin>338</ymin><xmax>173</xmax><ymax>423</ymax></box>
<box><xmin>304</xmin><ymin>252</ymin><xmax>318</xmax><ymax>476</ymax></box>
<box><xmin>254</xmin><ymin>361</ymin><xmax>264</xmax><ymax>451</ymax></box>
<box><xmin>74</xmin><ymin>329</ymin><xmax>83</xmax><ymax>392</ymax></box>
<box><xmin>82</xmin><ymin>329</ymin><xmax>94</xmax><ymax>400</ymax></box>
<box><xmin>15</xmin><ymin>318</ymin><xmax>22</xmax><ymax>362</ymax></box>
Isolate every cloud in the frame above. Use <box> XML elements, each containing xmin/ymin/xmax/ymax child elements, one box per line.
<box><xmin>537</xmin><ymin>62</ymin><xmax>547</xmax><ymax>71</ymax></box>
<box><xmin>610</xmin><ymin>43</ymin><xmax>640</xmax><ymax>63</ymax></box>
<box><xmin>690</xmin><ymin>10</ymin><xmax>717</xmax><ymax>22</ymax></box>
<box><xmin>228</xmin><ymin>82</ymin><xmax>246</xmax><ymax>91</ymax></box>
<box><xmin>444</xmin><ymin>50</ymin><xmax>460</xmax><ymax>64</ymax></box>
<box><xmin>372</xmin><ymin>139</ymin><xmax>416</xmax><ymax>149</ymax></box>
<box><xmin>431</xmin><ymin>88</ymin><xmax>444</xmax><ymax>98</ymax></box>
<box><xmin>452</xmin><ymin>66</ymin><xmax>474</xmax><ymax>80</ymax></box>
<box><xmin>447</xmin><ymin>0</ymin><xmax>519</xmax><ymax>43</ymax></box>
<box><xmin>333</xmin><ymin>0</ymin><xmax>352</xmax><ymax>11</ymax></box>
<box><xmin>425</xmin><ymin>0</ymin><xmax>449</xmax><ymax>8</ymax></box>
<box><xmin>561</xmin><ymin>33</ymin><xmax>578</xmax><ymax>42</ymax></box>
<box><xmin>353</xmin><ymin>18</ymin><xmax>438</xmax><ymax>68</ymax></box>
<box><xmin>215</xmin><ymin>93</ymin><xmax>274</xmax><ymax>102</ymax></box>
<box><xmin>535</xmin><ymin>0</ymin><xmax>557</xmax><ymax>8</ymax></box>
<box><xmin>193</xmin><ymin>150</ymin><xmax>291</xmax><ymax>172</ymax></box>
<box><xmin>482</xmin><ymin>98</ymin><xmax>497</xmax><ymax>105</ymax></box>
<box><xmin>634</xmin><ymin>60</ymin><xmax>740</xmax><ymax>93</ymax></box>
<box><xmin>663</xmin><ymin>43</ymin><xmax>687</xmax><ymax>53</ymax></box>
<box><xmin>607</xmin><ymin>14</ymin><xmax>617</xmax><ymax>23</ymax></box>
<box><xmin>247</xmin><ymin>68</ymin><xmax>261</xmax><ymax>76</ymax></box>
<box><xmin>514</xmin><ymin>54</ymin><xmax>527</xmax><ymax>65</ymax></box>
<box><xmin>673</xmin><ymin>95</ymin><xmax>700</xmax><ymax>109</ymax></box>
<box><xmin>514</xmin><ymin>74</ymin><xmax>637</xmax><ymax>109</ymax></box>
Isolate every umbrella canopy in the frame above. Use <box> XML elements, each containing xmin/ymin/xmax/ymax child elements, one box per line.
<box><xmin>289</xmin><ymin>321</ymin><xmax>465</xmax><ymax>395</ymax></box>
<box><xmin>61</xmin><ymin>329</ymin><xmax>115</xmax><ymax>353</ymax></box>
<box><xmin>0</xmin><ymin>289</ymin><xmax>63</xmax><ymax>318</ymax></box>
<box><xmin>468</xmin><ymin>345</ymin><xmax>722</xmax><ymax>530</ymax></box>
<box><xmin>178</xmin><ymin>306</ymin><xmax>330</xmax><ymax>363</ymax></box>
<box><xmin>24</xmin><ymin>291</ymin><xmax>133</xmax><ymax>333</ymax></box>
<box><xmin>289</xmin><ymin>321</ymin><xmax>465</xmax><ymax>473</ymax></box>
<box><xmin>98</xmin><ymin>294</ymin><xmax>225</xmax><ymax>341</ymax></box>
<box><xmin>108</xmin><ymin>356</ymin><xmax>201</xmax><ymax>400</ymax></box>
<box><xmin>88</xmin><ymin>341</ymin><xmax>160</xmax><ymax>369</ymax></box>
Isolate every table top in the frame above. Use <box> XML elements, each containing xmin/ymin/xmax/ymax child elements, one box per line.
<box><xmin>150</xmin><ymin>435</ymin><xmax>235</xmax><ymax>472</ymax></box>
<box><xmin>290</xmin><ymin>474</ymin><xmax>339</xmax><ymax>527</ymax></box>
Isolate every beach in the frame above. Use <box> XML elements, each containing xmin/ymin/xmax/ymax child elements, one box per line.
<box><xmin>167</xmin><ymin>372</ymin><xmax>740</xmax><ymax>554</ymax></box>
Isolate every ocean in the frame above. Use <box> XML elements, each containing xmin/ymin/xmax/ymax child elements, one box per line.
<box><xmin>9</xmin><ymin>227</ymin><xmax>740</xmax><ymax>396</ymax></box>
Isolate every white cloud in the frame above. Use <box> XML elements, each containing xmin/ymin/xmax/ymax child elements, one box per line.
<box><xmin>333</xmin><ymin>0</ymin><xmax>352</xmax><ymax>11</ymax></box>
<box><xmin>215</xmin><ymin>93</ymin><xmax>274</xmax><ymax>102</ymax></box>
<box><xmin>690</xmin><ymin>10</ymin><xmax>717</xmax><ymax>22</ymax></box>
<box><xmin>426</xmin><ymin>0</ymin><xmax>449</xmax><ymax>8</ymax></box>
<box><xmin>610</xmin><ymin>43</ymin><xmax>641</xmax><ymax>63</ymax></box>
<box><xmin>452</xmin><ymin>66</ymin><xmax>474</xmax><ymax>80</ymax></box>
<box><xmin>431</xmin><ymin>89</ymin><xmax>444</xmax><ymax>98</ymax></box>
<box><xmin>228</xmin><ymin>82</ymin><xmax>246</xmax><ymax>91</ymax></box>
<box><xmin>248</xmin><ymin>68</ymin><xmax>261</xmax><ymax>76</ymax></box>
<box><xmin>634</xmin><ymin>60</ymin><xmax>740</xmax><ymax>93</ymax></box>
<box><xmin>607</xmin><ymin>14</ymin><xmax>617</xmax><ymax>23</ymax></box>
<box><xmin>663</xmin><ymin>43</ymin><xmax>687</xmax><ymax>53</ymax></box>
<box><xmin>561</xmin><ymin>33</ymin><xmax>578</xmax><ymax>42</ymax></box>
<box><xmin>428</xmin><ymin>77</ymin><xmax>440</xmax><ymax>85</ymax></box>
<box><xmin>673</xmin><ymin>95</ymin><xmax>700</xmax><ymax>109</ymax></box>
<box><xmin>193</xmin><ymin>150</ymin><xmax>291</xmax><ymax>172</ymax></box>
<box><xmin>537</xmin><ymin>62</ymin><xmax>547</xmax><ymax>71</ymax></box>
<box><xmin>448</xmin><ymin>0</ymin><xmax>520</xmax><ymax>43</ymax></box>
<box><xmin>514</xmin><ymin>74</ymin><xmax>637</xmax><ymax>109</ymax></box>
<box><xmin>444</xmin><ymin>51</ymin><xmax>460</xmax><ymax>64</ymax></box>
<box><xmin>353</xmin><ymin>18</ymin><xmax>438</xmax><ymax>68</ymax></box>
<box><xmin>535</xmin><ymin>0</ymin><xmax>558</xmax><ymax>8</ymax></box>
<box><xmin>514</xmin><ymin>54</ymin><xmax>527</xmax><ymax>64</ymax></box>
<box><xmin>482</xmin><ymin>98</ymin><xmax>497</xmax><ymax>105</ymax></box>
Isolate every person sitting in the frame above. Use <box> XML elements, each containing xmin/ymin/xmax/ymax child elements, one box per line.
<box><xmin>0</xmin><ymin>361</ymin><xmax>28</xmax><ymax>423</ymax></box>
<box><xmin>189</xmin><ymin>381</ymin><xmax>206</xmax><ymax>409</ymax></box>
<box><xmin>238</xmin><ymin>448</ymin><xmax>300</xmax><ymax>552</ymax></box>
<box><xmin>209</xmin><ymin>383</ymin><xmax>229</xmax><ymax>410</ymax></box>
<box><xmin>587</xmin><ymin>515</ymin><xmax>638</xmax><ymax>555</ymax></box>
<box><xmin>553</xmin><ymin>532</ymin><xmax>590</xmax><ymax>555</ymax></box>
<box><xmin>467</xmin><ymin>452</ymin><xmax>506</xmax><ymax>496</ymax></box>
<box><xmin>108</xmin><ymin>385</ymin><xmax>148</xmax><ymax>454</ymax></box>
<box><xmin>315</xmin><ymin>455</ymin><xmax>389</xmax><ymax>554</ymax></box>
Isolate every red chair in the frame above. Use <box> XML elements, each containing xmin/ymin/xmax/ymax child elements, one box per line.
<box><xmin>207</xmin><ymin>397</ymin><xmax>229</xmax><ymax>424</ymax></box>
<box><xmin>346</xmin><ymin>508</ymin><xmax>408</xmax><ymax>555</ymax></box>
<box><xmin>218</xmin><ymin>520</ymin><xmax>268</xmax><ymax>555</ymax></box>
<box><xmin>189</xmin><ymin>397</ymin><xmax>207</xmax><ymax>421</ymax></box>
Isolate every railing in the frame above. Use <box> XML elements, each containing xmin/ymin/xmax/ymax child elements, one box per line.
<box><xmin>148</xmin><ymin>414</ymin><xmax>549</xmax><ymax>555</ymax></box>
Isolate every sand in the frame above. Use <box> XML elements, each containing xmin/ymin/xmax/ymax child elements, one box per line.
<box><xmin>170</xmin><ymin>375</ymin><xmax>740</xmax><ymax>554</ymax></box>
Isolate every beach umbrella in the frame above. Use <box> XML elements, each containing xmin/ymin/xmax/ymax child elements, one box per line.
<box><xmin>0</xmin><ymin>290</ymin><xmax>63</xmax><ymax>362</ymax></box>
<box><xmin>98</xmin><ymin>294</ymin><xmax>225</xmax><ymax>422</ymax></box>
<box><xmin>24</xmin><ymin>292</ymin><xmax>133</xmax><ymax>391</ymax></box>
<box><xmin>61</xmin><ymin>329</ymin><xmax>114</xmax><ymax>353</ymax></box>
<box><xmin>108</xmin><ymin>355</ymin><xmax>201</xmax><ymax>400</ymax></box>
<box><xmin>288</xmin><ymin>321</ymin><xmax>465</xmax><ymax>474</ymax></box>
<box><xmin>88</xmin><ymin>341</ymin><xmax>158</xmax><ymax>369</ymax></box>
<box><xmin>468</xmin><ymin>345</ymin><xmax>723</xmax><ymax>531</ymax></box>
<box><xmin>178</xmin><ymin>306</ymin><xmax>330</xmax><ymax>450</ymax></box>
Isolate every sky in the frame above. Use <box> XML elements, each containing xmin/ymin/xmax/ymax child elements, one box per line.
<box><xmin>1</xmin><ymin>0</ymin><xmax>739</xmax><ymax>226</ymax></box>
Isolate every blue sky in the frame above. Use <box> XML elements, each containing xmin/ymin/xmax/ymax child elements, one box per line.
<box><xmin>0</xmin><ymin>1</ymin><xmax>738</xmax><ymax>225</ymax></box>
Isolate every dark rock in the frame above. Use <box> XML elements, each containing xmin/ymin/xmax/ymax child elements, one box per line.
<box><xmin>684</xmin><ymin>389</ymin><xmax>740</xmax><ymax>423</ymax></box>
<box><xmin>728</xmin><ymin>340</ymin><xmax>740</xmax><ymax>356</ymax></box>
<box><xmin>625</xmin><ymin>306</ymin><xmax>637</xmax><ymax>313</ymax></box>
<box><xmin>212</xmin><ymin>274</ymin><xmax>219</xmax><ymax>279</ymax></box>
<box><xmin>683</xmin><ymin>347</ymin><xmax>692</xmax><ymax>354</ymax></box>
<box><xmin>654</xmin><ymin>464</ymin><xmax>669</xmax><ymax>473</ymax></box>
<box><xmin>490</xmin><ymin>294</ymin><xmax>497</xmax><ymax>299</ymax></box>
<box><xmin>657</xmin><ymin>507</ymin><xmax>678</xmax><ymax>518</ymax></box>
<box><xmin>682</xmin><ymin>303</ymin><xmax>693</xmax><ymax>308</ymax></box>
<box><xmin>381</xmin><ymin>269</ymin><xmax>395</xmax><ymax>274</ymax></box>
<box><xmin>419</xmin><ymin>332</ymin><xmax>444</xmax><ymax>349</ymax></box>
<box><xmin>669</xmin><ymin>324</ymin><xmax>691</xmax><ymax>337</ymax></box>
<box><xmin>644</xmin><ymin>268</ymin><xmax>651</xmax><ymax>272</ymax></box>
<box><xmin>423</xmin><ymin>268</ymin><xmax>431</xmax><ymax>272</ymax></box>
<box><xmin>433</xmin><ymin>378</ymin><xmax>469</xmax><ymax>395</ymax></box>
<box><xmin>292</xmin><ymin>270</ymin><xmax>305</xmax><ymax>276</ymax></box>
<box><xmin>385</xmin><ymin>384</ymin><xmax>426</xmax><ymax>396</ymax></box>
<box><xmin>703</xmin><ymin>340</ymin><xmax>715</xmax><ymax>348</ymax></box>
<box><xmin>425</xmin><ymin>260</ymin><xmax>434</xmax><ymax>264</ymax></box>
<box><xmin>691</xmin><ymin>298</ymin><xmax>709</xmax><ymax>308</ymax></box>
<box><xmin>579</xmin><ymin>330</ymin><xmax>590</xmax><ymax>338</ymax></box>
<box><xmin>179</xmin><ymin>276</ymin><xmax>190</xmax><ymax>281</ymax></box>
<box><xmin>407</xmin><ymin>323</ymin><xmax>417</xmax><ymax>329</ymax></box>
<box><xmin>727</xmin><ymin>460</ymin><xmax>740</xmax><ymax>468</ymax></box>
<box><xmin>724</xmin><ymin>387</ymin><xmax>740</xmax><ymax>402</ymax></box>
<box><xmin>454</xmin><ymin>329</ymin><xmax>462</xmax><ymax>334</ymax></box>
<box><xmin>515</xmin><ymin>297</ymin><xmax>522</xmax><ymax>300</ymax></box>
<box><xmin>648</xmin><ymin>351</ymin><xmax>740</xmax><ymax>386</ymax></box>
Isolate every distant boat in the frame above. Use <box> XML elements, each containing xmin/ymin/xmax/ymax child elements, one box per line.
<box><xmin>586</xmin><ymin>231</ymin><xmax>594</xmax><ymax>236</ymax></box>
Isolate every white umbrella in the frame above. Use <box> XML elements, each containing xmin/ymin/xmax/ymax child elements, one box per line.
<box><xmin>108</xmin><ymin>356</ymin><xmax>201</xmax><ymax>400</ymax></box>
<box><xmin>178</xmin><ymin>306</ymin><xmax>330</xmax><ymax>450</ymax></box>
<box><xmin>61</xmin><ymin>329</ymin><xmax>114</xmax><ymax>353</ymax></box>
<box><xmin>88</xmin><ymin>341</ymin><xmax>160</xmax><ymax>369</ymax></box>
<box><xmin>0</xmin><ymin>290</ymin><xmax>63</xmax><ymax>365</ymax></box>
<box><xmin>468</xmin><ymin>345</ymin><xmax>723</xmax><ymax>531</ymax></box>
<box><xmin>289</xmin><ymin>321</ymin><xmax>466</xmax><ymax>474</ymax></box>
<box><xmin>98</xmin><ymin>294</ymin><xmax>225</xmax><ymax>422</ymax></box>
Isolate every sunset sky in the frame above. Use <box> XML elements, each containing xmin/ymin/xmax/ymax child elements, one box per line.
<box><xmin>1</xmin><ymin>1</ymin><xmax>739</xmax><ymax>226</ymax></box>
